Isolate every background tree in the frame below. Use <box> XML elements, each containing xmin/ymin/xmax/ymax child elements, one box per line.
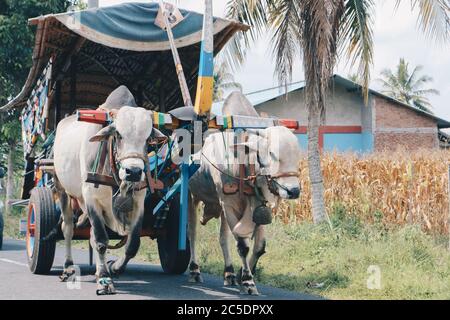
<box><xmin>379</xmin><ymin>58</ymin><xmax>439</xmax><ymax>113</ymax></box>
<box><xmin>0</xmin><ymin>0</ymin><xmax>72</xmax><ymax>214</ymax></box>
<box><xmin>0</xmin><ymin>111</ymin><xmax>22</xmax><ymax>214</ymax></box>
<box><xmin>213</xmin><ymin>63</ymin><xmax>243</xmax><ymax>101</ymax></box>
<box><xmin>224</xmin><ymin>0</ymin><xmax>449</xmax><ymax>224</ymax></box>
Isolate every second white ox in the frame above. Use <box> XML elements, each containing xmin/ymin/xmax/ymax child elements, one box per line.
<box><xmin>188</xmin><ymin>92</ymin><xmax>301</xmax><ymax>295</ymax></box>
<box><xmin>53</xmin><ymin>86</ymin><xmax>161</xmax><ymax>295</ymax></box>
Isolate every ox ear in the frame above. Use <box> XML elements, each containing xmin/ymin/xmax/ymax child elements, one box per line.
<box><xmin>89</xmin><ymin>124</ymin><xmax>116</xmax><ymax>142</ymax></box>
<box><xmin>151</xmin><ymin>127</ymin><xmax>166</xmax><ymax>139</ymax></box>
<box><xmin>148</xmin><ymin>127</ymin><xmax>167</xmax><ymax>145</ymax></box>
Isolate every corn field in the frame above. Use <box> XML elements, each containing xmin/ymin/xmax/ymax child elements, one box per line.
<box><xmin>277</xmin><ymin>150</ymin><xmax>450</xmax><ymax>234</ymax></box>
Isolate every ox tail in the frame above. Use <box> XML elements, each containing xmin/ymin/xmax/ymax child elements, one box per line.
<box><xmin>75</xmin><ymin>212</ymin><xmax>89</xmax><ymax>228</ymax></box>
<box><xmin>42</xmin><ymin>215</ymin><xmax>63</xmax><ymax>242</ymax></box>
<box><xmin>42</xmin><ymin>212</ymin><xmax>89</xmax><ymax>242</ymax></box>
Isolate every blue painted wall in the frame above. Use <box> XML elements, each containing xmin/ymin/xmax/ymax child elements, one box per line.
<box><xmin>361</xmin><ymin>132</ymin><xmax>374</xmax><ymax>152</ymax></box>
<box><xmin>296</xmin><ymin>132</ymin><xmax>373</xmax><ymax>153</ymax></box>
<box><xmin>324</xmin><ymin>134</ymin><xmax>363</xmax><ymax>153</ymax></box>
<box><xmin>297</xmin><ymin>134</ymin><xmax>308</xmax><ymax>151</ymax></box>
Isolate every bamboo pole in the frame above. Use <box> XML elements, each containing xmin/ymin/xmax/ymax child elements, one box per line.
<box><xmin>193</xmin><ymin>0</ymin><xmax>214</xmax><ymax>116</ymax></box>
<box><xmin>158</xmin><ymin>1</ymin><xmax>193</xmax><ymax>107</ymax></box>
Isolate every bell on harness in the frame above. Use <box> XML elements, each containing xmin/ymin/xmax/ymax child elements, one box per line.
<box><xmin>252</xmin><ymin>204</ymin><xmax>272</xmax><ymax>225</ymax></box>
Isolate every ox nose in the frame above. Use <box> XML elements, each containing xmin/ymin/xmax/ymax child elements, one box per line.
<box><xmin>125</xmin><ymin>167</ymin><xmax>143</xmax><ymax>182</ymax></box>
<box><xmin>287</xmin><ymin>187</ymin><xmax>300</xmax><ymax>199</ymax></box>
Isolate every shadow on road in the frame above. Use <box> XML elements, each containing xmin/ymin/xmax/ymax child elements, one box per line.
<box><xmin>0</xmin><ymin>239</ymin><xmax>321</xmax><ymax>300</ymax></box>
<box><xmin>0</xmin><ymin>241</ymin><xmax>25</xmax><ymax>252</ymax></box>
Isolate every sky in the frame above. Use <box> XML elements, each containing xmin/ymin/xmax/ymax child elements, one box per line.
<box><xmin>99</xmin><ymin>0</ymin><xmax>450</xmax><ymax>121</ymax></box>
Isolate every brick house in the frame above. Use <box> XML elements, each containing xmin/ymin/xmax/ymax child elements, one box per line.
<box><xmin>247</xmin><ymin>75</ymin><xmax>450</xmax><ymax>152</ymax></box>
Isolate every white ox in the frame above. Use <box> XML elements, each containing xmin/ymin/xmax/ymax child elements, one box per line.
<box><xmin>53</xmin><ymin>86</ymin><xmax>160</xmax><ymax>295</ymax></box>
<box><xmin>188</xmin><ymin>92</ymin><xmax>301</xmax><ymax>295</ymax></box>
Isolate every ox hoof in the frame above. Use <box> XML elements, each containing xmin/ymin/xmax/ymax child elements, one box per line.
<box><xmin>224</xmin><ymin>274</ymin><xmax>237</xmax><ymax>286</ymax></box>
<box><xmin>59</xmin><ymin>268</ymin><xmax>76</xmax><ymax>282</ymax></box>
<box><xmin>240</xmin><ymin>281</ymin><xmax>259</xmax><ymax>296</ymax></box>
<box><xmin>188</xmin><ymin>272</ymin><xmax>204</xmax><ymax>283</ymax></box>
<box><xmin>96</xmin><ymin>277</ymin><xmax>116</xmax><ymax>296</ymax></box>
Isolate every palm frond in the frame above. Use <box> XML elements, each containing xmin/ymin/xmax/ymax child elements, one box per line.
<box><xmin>221</xmin><ymin>0</ymin><xmax>270</xmax><ymax>71</ymax></box>
<box><xmin>403</xmin><ymin>0</ymin><xmax>450</xmax><ymax>42</ymax></box>
<box><xmin>269</xmin><ymin>0</ymin><xmax>301</xmax><ymax>91</ymax></box>
<box><xmin>379</xmin><ymin>58</ymin><xmax>439</xmax><ymax>111</ymax></box>
<box><xmin>340</xmin><ymin>0</ymin><xmax>375</xmax><ymax>104</ymax></box>
<box><xmin>413</xmin><ymin>88</ymin><xmax>440</xmax><ymax>96</ymax></box>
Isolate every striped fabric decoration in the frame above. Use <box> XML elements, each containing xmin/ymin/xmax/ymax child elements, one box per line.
<box><xmin>21</xmin><ymin>57</ymin><xmax>53</xmax><ymax>157</ymax></box>
<box><xmin>153</xmin><ymin>111</ymin><xmax>172</xmax><ymax>128</ymax></box>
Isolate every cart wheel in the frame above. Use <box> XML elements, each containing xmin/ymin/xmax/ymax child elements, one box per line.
<box><xmin>157</xmin><ymin>194</ymin><xmax>190</xmax><ymax>274</ymax></box>
<box><xmin>26</xmin><ymin>187</ymin><xmax>58</xmax><ymax>274</ymax></box>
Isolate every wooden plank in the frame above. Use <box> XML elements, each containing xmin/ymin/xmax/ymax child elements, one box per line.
<box><xmin>44</xmin><ymin>42</ymin><xmax>64</xmax><ymax>51</ymax></box>
<box><xmin>70</xmin><ymin>55</ymin><xmax>77</xmax><ymax>110</ymax></box>
<box><xmin>35</xmin><ymin>159</ymin><xmax>54</xmax><ymax>165</ymax></box>
<box><xmin>86</xmin><ymin>172</ymin><xmax>118</xmax><ymax>188</ymax></box>
<box><xmin>54</xmin><ymin>80</ymin><xmax>61</xmax><ymax>125</ymax></box>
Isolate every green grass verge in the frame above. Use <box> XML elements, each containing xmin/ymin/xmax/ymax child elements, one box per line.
<box><xmin>4</xmin><ymin>204</ymin><xmax>450</xmax><ymax>300</ymax></box>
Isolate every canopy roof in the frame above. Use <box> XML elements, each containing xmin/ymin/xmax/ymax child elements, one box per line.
<box><xmin>1</xmin><ymin>2</ymin><xmax>247</xmax><ymax>113</ymax></box>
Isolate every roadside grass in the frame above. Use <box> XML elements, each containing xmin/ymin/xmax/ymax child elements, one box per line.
<box><xmin>163</xmin><ymin>204</ymin><xmax>450</xmax><ymax>300</ymax></box>
<box><xmin>3</xmin><ymin>207</ymin><xmax>24</xmax><ymax>241</ymax></box>
<box><xmin>4</xmin><ymin>204</ymin><xmax>450</xmax><ymax>300</ymax></box>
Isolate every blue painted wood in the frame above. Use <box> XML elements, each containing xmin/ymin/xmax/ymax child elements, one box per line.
<box><xmin>178</xmin><ymin>163</ymin><xmax>189</xmax><ymax>250</ymax></box>
<box><xmin>152</xmin><ymin>179</ymin><xmax>181</xmax><ymax>215</ymax></box>
<box><xmin>198</xmin><ymin>43</ymin><xmax>214</xmax><ymax>77</ymax></box>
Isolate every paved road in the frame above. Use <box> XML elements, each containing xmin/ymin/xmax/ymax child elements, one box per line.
<box><xmin>0</xmin><ymin>239</ymin><xmax>318</xmax><ymax>300</ymax></box>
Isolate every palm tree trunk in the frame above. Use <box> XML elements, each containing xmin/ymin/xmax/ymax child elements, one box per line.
<box><xmin>307</xmin><ymin>105</ymin><xmax>326</xmax><ymax>224</ymax></box>
<box><xmin>5</xmin><ymin>144</ymin><xmax>15</xmax><ymax>215</ymax></box>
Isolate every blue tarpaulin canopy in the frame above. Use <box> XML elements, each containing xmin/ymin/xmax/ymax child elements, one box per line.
<box><xmin>1</xmin><ymin>2</ymin><xmax>247</xmax><ymax>112</ymax></box>
<box><xmin>53</xmin><ymin>2</ymin><xmax>233</xmax><ymax>51</ymax></box>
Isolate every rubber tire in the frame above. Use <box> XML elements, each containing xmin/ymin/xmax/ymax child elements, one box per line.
<box><xmin>157</xmin><ymin>194</ymin><xmax>191</xmax><ymax>274</ymax></box>
<box><xmin>27</xmin><ymin>187</ymin><xmax>58</xmax><ymax>274</ymax></box>
<box><xmin>0</xmin><ymin>209</ymin><xmax>3</xmax><ymax>250</ymax></box>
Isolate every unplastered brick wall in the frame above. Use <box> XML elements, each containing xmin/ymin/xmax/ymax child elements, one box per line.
<box><xmin>375</xmin><ymin>133</ymin><xmax>438</xmax><ymax>151</ymax></box>
<box><xmin>373</xmin><ymin>96</ymin><xmax>438</xmax><ymax>151</ymax></box>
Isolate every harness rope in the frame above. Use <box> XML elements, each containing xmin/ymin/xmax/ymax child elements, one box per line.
<box><xmin>201</xmin><ymin>151</ymin><xmax>256</xmax><ymax>182</ymax></box>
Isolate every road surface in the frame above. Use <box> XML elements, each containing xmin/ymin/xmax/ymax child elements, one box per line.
<box><xmin>0</xmin><ymin>239</ymin><xmax>318</xmax><ymax>300</ymax></box>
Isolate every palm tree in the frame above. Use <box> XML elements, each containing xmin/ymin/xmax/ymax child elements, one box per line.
<box><xmin>223</xmin><ymin>0</ymin><xmax>449</xmax><ymax>224</ymax></box>
<box><xmin>379</xmin><ymin>58</ymin><xmax>439</xmax><ymax>113</ymax></box>
<box><xmin>213</xmin><ymin>63</ymin><xmax>243</xmax><ymax>101</ymax></box>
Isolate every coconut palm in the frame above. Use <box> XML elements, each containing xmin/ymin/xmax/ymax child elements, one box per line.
<box><xmin>213</xmin><ymin>63</ymin><xmax>243</xmax><ymax>101</ymax></box>
<box><xmin>379</xmin><ymin>58</ymin><xmax>439</xmax><ymax>113</ymax></box>
<box><xmin>223</xmin><ymin>0</ymin><xmax>449</xmax><ymax>223</ymax></box>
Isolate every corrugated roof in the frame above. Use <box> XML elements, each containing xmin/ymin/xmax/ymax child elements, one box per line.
<box><xmin>226</xmin><ymin>74</ymin><xmax>450</xmax><ymax>129</ymax></box>
<box><xmin>212</xmin><ymin>81</ymin><xmax>304</xmax><ymax>115</ymax></box>
<box><xmin>332</xmin><ymin>75</ymin><xmax>450</xmax><ymax>129</ymax></box>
